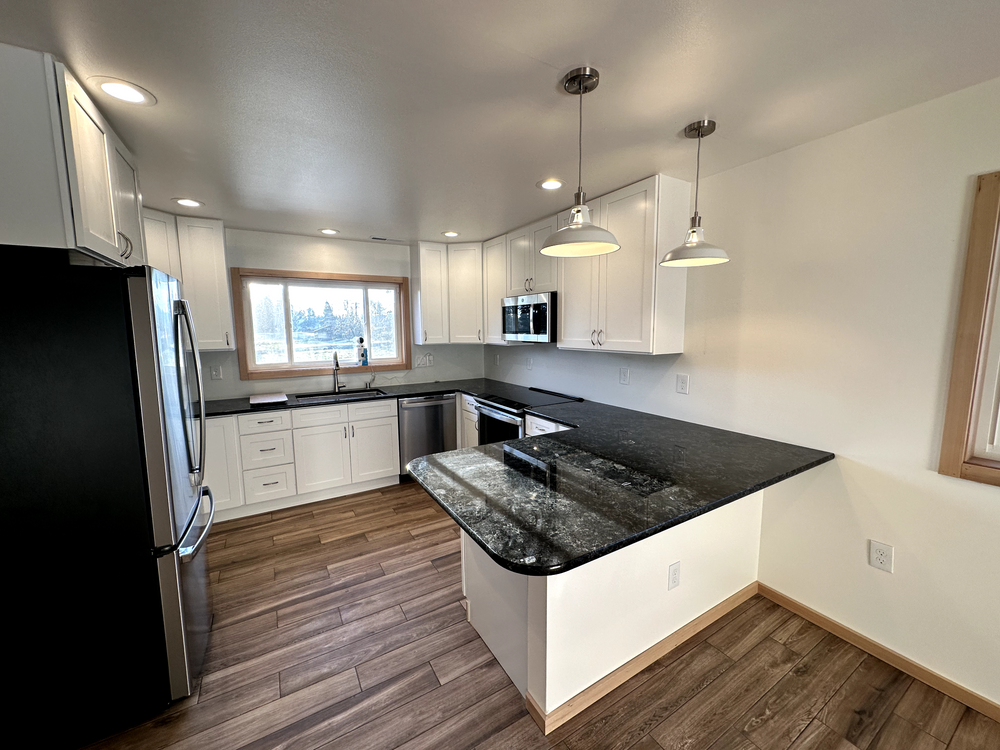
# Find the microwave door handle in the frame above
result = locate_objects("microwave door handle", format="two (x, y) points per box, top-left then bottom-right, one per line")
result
(175, 299), (207, 485)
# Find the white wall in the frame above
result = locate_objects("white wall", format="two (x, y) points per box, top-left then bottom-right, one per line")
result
(201, 229), (485, 400)
(486, 75), (1000, 704)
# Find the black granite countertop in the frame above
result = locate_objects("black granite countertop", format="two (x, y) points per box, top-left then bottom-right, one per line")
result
(205, 379), (833, 578)
(204, 378), (579, 419)
(408, 398), (833, 577)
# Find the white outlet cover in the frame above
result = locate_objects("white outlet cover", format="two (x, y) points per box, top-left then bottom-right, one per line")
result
(668, 561), (681, 590)
(620, 367), (630, 385)
(526, 357), (533, 370)
(869, 540), (894, 573)
(494, 354), (500, 366)
(676, 374), (690, 394)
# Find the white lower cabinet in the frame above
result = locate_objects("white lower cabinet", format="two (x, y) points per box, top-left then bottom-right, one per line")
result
(350, 416), (401, 482)
(294, 423), (352, 493)
(210, 399), (400, 520)
(204, 416), (243, 513)
(525, 414), (572, 437)
(460, 394), (479, 448)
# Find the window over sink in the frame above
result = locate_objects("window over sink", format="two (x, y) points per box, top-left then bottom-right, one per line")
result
(230, 267), (411, 380)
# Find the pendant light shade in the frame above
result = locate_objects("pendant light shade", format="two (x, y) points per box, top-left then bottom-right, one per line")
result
(541, 68), (620, 258)
(660, 120), (730, 268)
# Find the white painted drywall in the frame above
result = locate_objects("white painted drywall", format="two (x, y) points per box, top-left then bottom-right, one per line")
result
(485, 75), (1000, 703)
(200, 228), (485, 399)
(539, 491), (762, 712)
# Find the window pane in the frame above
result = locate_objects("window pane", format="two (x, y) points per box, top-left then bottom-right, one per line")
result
(368, 288), (398, 360)
(288, 284), (365, 364)
(247, 282), (288, 364)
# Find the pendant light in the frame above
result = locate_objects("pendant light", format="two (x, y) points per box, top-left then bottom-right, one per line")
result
(660, 120), (730, 267)
(541, 67), (620, 257)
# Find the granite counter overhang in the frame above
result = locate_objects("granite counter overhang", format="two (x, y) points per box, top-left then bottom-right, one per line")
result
(407, 399), (834, 577)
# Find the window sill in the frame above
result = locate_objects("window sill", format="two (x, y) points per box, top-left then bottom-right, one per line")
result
(951, 457), (1000, 488)
(245, 363), (409, 381)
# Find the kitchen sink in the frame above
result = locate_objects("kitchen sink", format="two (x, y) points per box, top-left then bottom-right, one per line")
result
(294, 388), (387, 405)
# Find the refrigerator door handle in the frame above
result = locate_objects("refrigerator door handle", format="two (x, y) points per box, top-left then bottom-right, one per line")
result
(179, 487), (216, 563)
(175, 299), (207, 486)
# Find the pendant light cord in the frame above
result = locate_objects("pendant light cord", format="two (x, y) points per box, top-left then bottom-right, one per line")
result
(694, 131), (701, 216)
(577, 86), (584, 194)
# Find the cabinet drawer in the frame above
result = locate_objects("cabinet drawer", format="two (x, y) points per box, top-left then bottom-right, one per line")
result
(461, 394), (478, 415)
(348, 398), (398, 422)
(238, 410), (292, 435)
(243, 464), (296, 504)
(525, 414), (572, 437)
(239, 430), (294, 469)
(292, 404), (349, 428)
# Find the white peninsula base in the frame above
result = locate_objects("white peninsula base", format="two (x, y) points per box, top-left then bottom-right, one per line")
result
(462, 490), (764, 734)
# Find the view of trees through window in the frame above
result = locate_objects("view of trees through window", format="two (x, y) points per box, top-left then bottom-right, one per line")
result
(246, 278), (400, 369)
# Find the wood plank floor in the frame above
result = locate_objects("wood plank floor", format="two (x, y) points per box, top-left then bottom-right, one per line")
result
(91, 483), (1000, 750)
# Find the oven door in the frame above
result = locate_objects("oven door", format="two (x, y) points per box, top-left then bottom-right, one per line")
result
(476, 404), (525, 444)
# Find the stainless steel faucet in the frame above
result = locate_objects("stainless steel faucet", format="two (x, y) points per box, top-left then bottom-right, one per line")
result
(332, 350), (341, 394)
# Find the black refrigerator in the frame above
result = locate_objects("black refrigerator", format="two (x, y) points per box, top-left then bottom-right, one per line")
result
(1, 251), (216, 748)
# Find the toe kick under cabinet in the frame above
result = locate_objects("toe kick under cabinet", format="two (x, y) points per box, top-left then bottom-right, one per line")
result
(205, 399), (400, 521)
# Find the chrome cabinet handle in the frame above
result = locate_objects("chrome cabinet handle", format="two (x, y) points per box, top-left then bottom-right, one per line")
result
(263, 481), (279, 486)
(260, 447), (276, 452)
(257, 419), (274, 424)
(598, 329), (605, 346)
(529, 277), (534, 291)
(225, 331), (231, 346)
(125, 235), (133, 259)
(424, 330), (428, 342)
(351, 425), (355, 437)
(344, 426), (347, 438)
(591, 330), (597, 346)
(524, 279), (529, 292)
(117, 231), (129, 257)
(478, 329), (482, 341)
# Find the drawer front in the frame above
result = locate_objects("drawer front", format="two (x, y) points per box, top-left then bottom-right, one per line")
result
(292, 403), (350, 428)
(348, 398), (398, 422)
(243, 464), (296, 504)
(240, 430), (294, 469)
(461, 394), (478, 415)
(525, 414), (571, 437)
(238, 410), (292, 435)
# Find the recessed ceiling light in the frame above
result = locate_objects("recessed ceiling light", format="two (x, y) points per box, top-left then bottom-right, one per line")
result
(536, 179), (564, 190)
(174, 198), (203, 207)
(320, 228), (339, 235)
(442, 231), (460, 238)
(89, 77), (157, 106)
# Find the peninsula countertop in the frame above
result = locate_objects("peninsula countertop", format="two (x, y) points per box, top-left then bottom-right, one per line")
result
(407, 397), (834, 576)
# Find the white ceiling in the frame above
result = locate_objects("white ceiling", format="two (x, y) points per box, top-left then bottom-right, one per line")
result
(3, 0), (1000, 244)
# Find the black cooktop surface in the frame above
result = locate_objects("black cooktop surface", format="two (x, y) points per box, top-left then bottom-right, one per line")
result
(475, 387), (582, 413)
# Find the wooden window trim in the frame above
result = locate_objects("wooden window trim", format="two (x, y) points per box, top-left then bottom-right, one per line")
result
(230, 266), (412, 381)
(939, 171), (1000, 486)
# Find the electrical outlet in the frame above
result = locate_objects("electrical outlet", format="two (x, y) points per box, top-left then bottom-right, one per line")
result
(494, 354), (500, 366)
(210, 365), (223, 381)
(526, 357), (533, 370)
(668, 561), (681, 590)
(676, 374), (690, 394)
(427, 354), (434, 366)
(869, 540), (894, 573)
(619, 367), (630, 385)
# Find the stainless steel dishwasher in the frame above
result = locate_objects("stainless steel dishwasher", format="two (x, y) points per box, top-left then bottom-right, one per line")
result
(398, 394), (458, 473)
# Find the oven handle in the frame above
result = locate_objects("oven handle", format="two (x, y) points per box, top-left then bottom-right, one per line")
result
(475, 404), (524, 426)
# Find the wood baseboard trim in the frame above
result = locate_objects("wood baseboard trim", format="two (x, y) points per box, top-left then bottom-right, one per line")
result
(525, 581), (760, 735)
(757, 583), (1000, 724)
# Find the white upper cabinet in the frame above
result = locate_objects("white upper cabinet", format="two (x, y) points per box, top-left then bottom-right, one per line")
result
(482, 235), (508, 345)
(507, 218), (557, 296)
(142, 208), (183, 280)
(411, 242), (450, 345)
(447, 243), (484, 343)
(176, 216), (235, 350)
(0, 43), (145, 265)
(557, 175), (689, 355)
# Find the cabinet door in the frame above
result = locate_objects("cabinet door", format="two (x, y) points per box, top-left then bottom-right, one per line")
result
(110, 137), (145, 266)
(294, 424), (352, 493)
(482, 235), (508, 345)
(349, 416), (400, 483)
(142, 208), (183, 279)
(557, 204), (601, 351)
(176, 216), (235, 350)
(598, 177), (657, 353)
(506, 227), (531, 296)
(60, 70), (120, 263)
(528, 217), (558, 293)
(447, 243), (484, 343)
(414, 242), (450, 345)
(461, 410), (480, 448)
(204, 416), (243, 513)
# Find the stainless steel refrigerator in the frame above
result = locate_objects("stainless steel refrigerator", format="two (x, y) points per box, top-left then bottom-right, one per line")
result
(1, 252), (216, 748)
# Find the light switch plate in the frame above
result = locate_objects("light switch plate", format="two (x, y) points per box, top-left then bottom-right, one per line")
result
(210, 365), (223, 381)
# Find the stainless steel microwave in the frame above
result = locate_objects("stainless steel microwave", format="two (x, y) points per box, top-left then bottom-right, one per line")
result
(502, 292), (556, 342)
